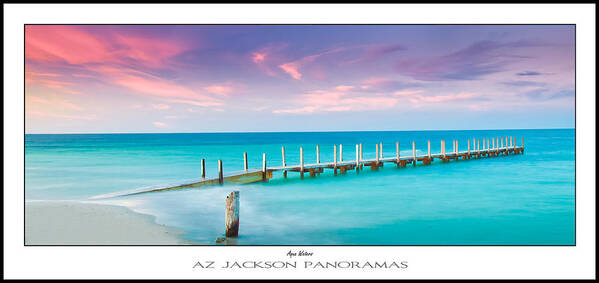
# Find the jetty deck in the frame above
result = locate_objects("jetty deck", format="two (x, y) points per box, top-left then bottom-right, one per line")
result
(91, 136), (524, 199)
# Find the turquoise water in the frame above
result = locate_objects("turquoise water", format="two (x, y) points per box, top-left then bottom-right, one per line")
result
(25, 129), (575, 245)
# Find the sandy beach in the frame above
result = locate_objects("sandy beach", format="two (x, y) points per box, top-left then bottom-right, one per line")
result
(25, 201), (193, 245)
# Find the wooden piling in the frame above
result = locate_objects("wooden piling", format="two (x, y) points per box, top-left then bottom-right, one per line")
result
(427, 140), (431, 158)
(339, 144), (343, 162)
(396, 141), (400, 162)
(316, 145), (320, 164)
(441, 140), (446, 157)
(359, 143), (363, 169)
(333, 145), (338, 175)
(380, 142), (383, 159)
(492, 138), (495, 149)
(201, 158), (206, 179)
(376, 143), (380, 164)
(225, 191), (240, 237)
(456, 140), (459, 155)
(262, 153), (267, 181)
(355, 144), (360, 172)
(243, 152), (248, 171)
(412, 141), (416, 166)
(300, 147), (304, 179)
(218, 160), (224, 184)
(467, 139), (471, 156)
(282, 146), (287, 178)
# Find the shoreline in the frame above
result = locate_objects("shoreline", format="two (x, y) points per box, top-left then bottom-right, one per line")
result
(25, 200), (194, 245)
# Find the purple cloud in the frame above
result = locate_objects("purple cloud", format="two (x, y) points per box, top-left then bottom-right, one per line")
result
(516, 71), (542, 76)
(394, 40), (538, 81)
(523, 88), (574, 100)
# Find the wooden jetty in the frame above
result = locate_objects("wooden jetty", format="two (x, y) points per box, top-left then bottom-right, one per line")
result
(91, 136), (525, 199)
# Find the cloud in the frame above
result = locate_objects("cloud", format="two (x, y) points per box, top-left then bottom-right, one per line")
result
(204, 84), (234, 95)
(501, 81), (547, 87)
(522, 88), (574, 101)
(27, 110), (95, 120)
(252, 52), (266, 63)
(279, 47), (347, 80)
(335, 85), (355, 91)
(516, 71), (542, 76)
(25, 25), (186, 68)
(395, 40), (538, 81)
(151, 104), (170, 110)
(153, 121), (168, 128)
(27, 95), (84, 111)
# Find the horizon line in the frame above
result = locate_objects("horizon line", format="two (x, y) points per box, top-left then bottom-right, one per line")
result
(25, 127), (575, 135)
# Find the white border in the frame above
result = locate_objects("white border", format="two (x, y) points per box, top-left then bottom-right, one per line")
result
(4, 4), (596, 279)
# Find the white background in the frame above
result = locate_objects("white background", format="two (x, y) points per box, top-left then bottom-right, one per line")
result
(4, 4), (596, 279)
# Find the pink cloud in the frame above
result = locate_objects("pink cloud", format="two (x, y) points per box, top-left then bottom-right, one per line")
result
(163, 98), (223, 107)
(27, 95), (84, 111)
(153, 121), (168, 128)
(252, 52), (266, 63)
(25, 26), (186, 68)
(151, 104), (170, 110)
(335, 85), (355, 91)
(279, 62), (302, 80)
(27, 110), (95, 120)
(204, 84), (234, 95)
(279, 47), (347, 80)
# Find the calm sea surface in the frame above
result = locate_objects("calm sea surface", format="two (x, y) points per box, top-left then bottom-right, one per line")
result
(25, 129), (575, 245)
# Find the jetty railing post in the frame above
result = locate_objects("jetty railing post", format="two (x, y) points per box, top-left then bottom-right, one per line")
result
(201, 158), (206, 179)
(225, 191), (240, 237)
(396, 142), (400, 161)
(355, 144), (359, 172)
(492, 138), (495, 149)
(300, 147), (304, 179)
(456, 140), (459, 155)
(412, 141), (416, 166)
(522, 137), (524, 151)
(380, 142), (383, 160)
(339, 144), (343, 162)
(262, 153), (267, 181)
(282, 146), (287, 178)
(376, 143), (380, 164)
(218, 160), (224, 185)
(243, 152), (248, 171)
(441, 140), (445, 158)
(333, 145), (338, 175)
(428, 140), (431, 159)
(359, 143), (363, 169)
(316, 145), (320, 164)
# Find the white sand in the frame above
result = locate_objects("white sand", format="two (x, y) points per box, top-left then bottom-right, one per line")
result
(25, 201), (193, 245)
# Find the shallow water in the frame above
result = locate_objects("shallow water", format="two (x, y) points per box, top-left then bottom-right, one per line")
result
(25, 129), (575, 245)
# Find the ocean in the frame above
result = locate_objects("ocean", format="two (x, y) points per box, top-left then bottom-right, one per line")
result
(25, 129), (575, 245)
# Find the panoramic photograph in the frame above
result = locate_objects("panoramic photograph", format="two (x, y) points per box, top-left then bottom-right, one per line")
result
(24, 24), (575, 245)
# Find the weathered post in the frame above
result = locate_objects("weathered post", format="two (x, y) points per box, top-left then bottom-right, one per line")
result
(201, 158), (206, 179)
(359, 143), (363, 169)
(339, 144), (343, 162)
(427, 140), (431, 159)
(355, 144), (360, 172)
(412, 141), (416, 166)
(396, 141), (400, 162)
(218, 160), (224, 185)
(441, 140), (446, 158)
(316, 145), (320, 164)
(333, 145), (338, 175)
(456, 140), (459, 155)
(380, 142), (383, 159)
(243, 152), (248, 171)
(282, 146), (287, 178)
(468, 139), (471, 155)
(300, 147), (304, 179)
(225, 191), (240, 237)
(492, 138), (495, 149)
(376, 143), (380, 164)
(262, 153), (267, 181)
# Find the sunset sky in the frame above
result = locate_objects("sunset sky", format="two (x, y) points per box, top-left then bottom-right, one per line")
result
(25, 25), (574, 133)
